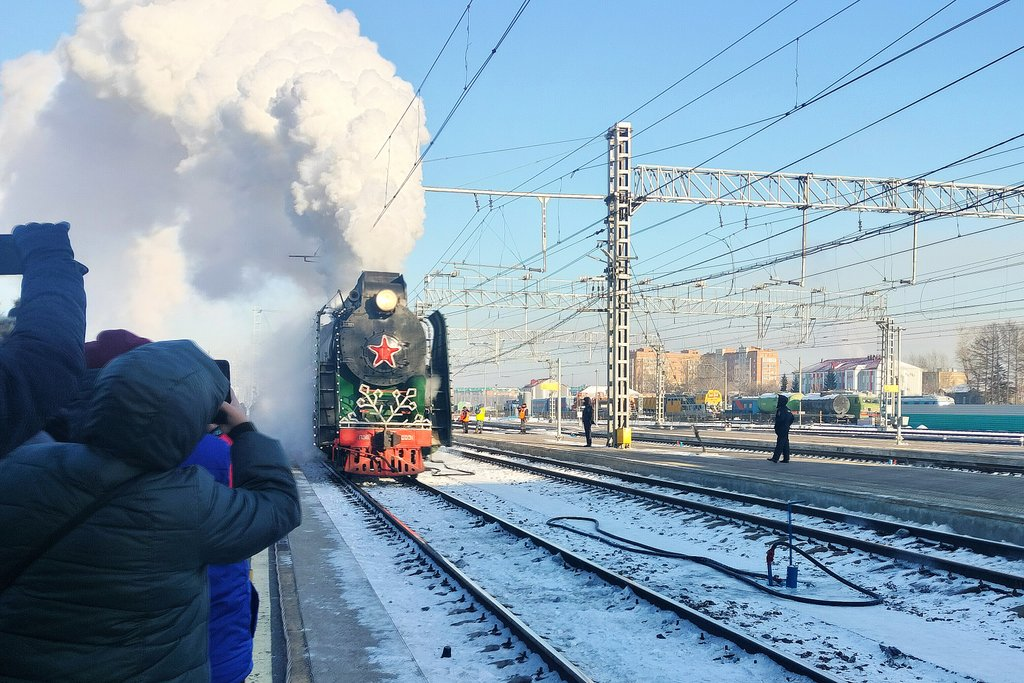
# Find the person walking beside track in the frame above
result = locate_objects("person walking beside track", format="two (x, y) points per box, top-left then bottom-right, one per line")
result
(581, 396), (595, 447)
(459, 406), (470, 434)
(474, 405), (486, 434)
(769, 393), (795, 463)
(518, 403), (528, 433)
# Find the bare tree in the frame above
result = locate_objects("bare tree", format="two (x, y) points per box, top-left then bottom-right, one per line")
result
(906, 350), (949, 370)
(958, 322), (1020, 403)
(1001, 322), (1023, 403)
(690, 355), (728, 397)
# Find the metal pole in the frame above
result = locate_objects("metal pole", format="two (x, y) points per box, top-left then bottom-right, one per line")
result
(788, 503), (795, 566)
(539, 196), (549, 273)
(800, 176), (809, 286)
(606, 122), (633, 448)
(896, 323), (904, 445)
(556, 358), (562, 439)
(655, 347), (665, 426)
(724, 355), (728, 406)
(785, 499), (804, 588)
(798, 356), (802, 426)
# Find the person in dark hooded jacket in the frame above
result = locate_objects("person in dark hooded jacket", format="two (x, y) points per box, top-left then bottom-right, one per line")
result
(0, 340), (301, 682)
(769, 393), (795, 463)
(581, 396), (595, 447)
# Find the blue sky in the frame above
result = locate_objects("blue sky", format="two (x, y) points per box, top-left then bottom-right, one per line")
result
(3, 1), (1023, 390)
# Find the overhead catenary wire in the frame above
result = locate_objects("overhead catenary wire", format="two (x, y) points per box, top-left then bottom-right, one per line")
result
(374, 1), (475, 160)
(635, 132), (1024, 291)
(429, 2), (1012, 309)
(490, 0), (959, 212)
(462, 134), (1024, 343)
(480, 0), (1015, 292)
(419, 0), (806, 274)
(371, 0), (532, 231)
(428, 8), (1024, 383)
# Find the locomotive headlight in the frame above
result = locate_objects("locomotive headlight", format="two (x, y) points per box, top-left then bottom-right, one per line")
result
(375, 289), (398, 312)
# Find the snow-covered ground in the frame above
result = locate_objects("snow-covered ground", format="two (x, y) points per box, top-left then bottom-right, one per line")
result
(299, 447), (1024, 682)
(464, 445), (1024, 577)
(304, 462), (803, 682)
(420, 450), (1024, 681)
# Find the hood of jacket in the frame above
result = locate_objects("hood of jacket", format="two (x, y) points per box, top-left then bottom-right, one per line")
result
(78, 340), (229, 471)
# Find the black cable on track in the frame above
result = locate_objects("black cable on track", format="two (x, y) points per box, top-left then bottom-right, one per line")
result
(548, 516), (883, 607)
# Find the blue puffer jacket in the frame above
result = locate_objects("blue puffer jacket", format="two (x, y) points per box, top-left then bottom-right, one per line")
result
(0, 222), (87, 456)
(182, 435), (256, 683)
(0, 341), (301, 682)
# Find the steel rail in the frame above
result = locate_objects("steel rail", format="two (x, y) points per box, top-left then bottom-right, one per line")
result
(332, 469), (594, 683)
(631, 429), (1024, 474)
(456, 442), (1024, 558)
(450, 445), (1024, 589)
(409, 477), (843, 683)
(643, 421), (1024, 447)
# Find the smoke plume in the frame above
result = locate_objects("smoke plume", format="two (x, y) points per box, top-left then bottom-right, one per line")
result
(0, 0), (428, 451)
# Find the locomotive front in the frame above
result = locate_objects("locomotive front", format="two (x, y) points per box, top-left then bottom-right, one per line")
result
(315, 271), (451, 476)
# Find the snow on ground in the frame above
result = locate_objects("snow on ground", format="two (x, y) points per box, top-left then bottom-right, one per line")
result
(404, 447), (1024, 682)
(362, 481), (802, 682)
(301, 464), (553, 683)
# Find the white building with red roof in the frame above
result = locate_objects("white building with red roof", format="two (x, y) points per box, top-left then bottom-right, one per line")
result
(800, 356), (922, 395)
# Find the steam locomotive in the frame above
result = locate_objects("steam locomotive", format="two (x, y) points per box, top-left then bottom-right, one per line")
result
(314, 271), (452, 476)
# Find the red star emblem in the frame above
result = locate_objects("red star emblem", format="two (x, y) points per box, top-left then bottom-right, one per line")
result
(368, 334), (401, 368)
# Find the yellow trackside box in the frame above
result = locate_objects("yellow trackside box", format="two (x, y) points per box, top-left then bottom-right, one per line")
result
(616, 427), (632, 447)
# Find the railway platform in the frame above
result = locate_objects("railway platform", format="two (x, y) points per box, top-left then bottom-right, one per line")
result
(270, 462), (429, 682)
(454, 426), (1024, 546)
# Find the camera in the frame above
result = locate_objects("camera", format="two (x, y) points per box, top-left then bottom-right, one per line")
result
(0, 235), (23, 275)
(215, 359), (232, 404)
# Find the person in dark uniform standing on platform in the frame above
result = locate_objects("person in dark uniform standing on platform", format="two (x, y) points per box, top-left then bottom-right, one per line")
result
(769, 393), (794, 463)
(581, 396), (595, 447)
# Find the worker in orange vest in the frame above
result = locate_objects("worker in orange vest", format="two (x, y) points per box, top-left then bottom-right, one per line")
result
(518, 404), (528, 433)
(459, 407), (470, 433)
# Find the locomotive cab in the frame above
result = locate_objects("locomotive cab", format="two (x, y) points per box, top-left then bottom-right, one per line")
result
(315, 271), (451, 476)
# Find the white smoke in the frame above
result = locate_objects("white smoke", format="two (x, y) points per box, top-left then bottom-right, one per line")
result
(0, 0), (428, 451)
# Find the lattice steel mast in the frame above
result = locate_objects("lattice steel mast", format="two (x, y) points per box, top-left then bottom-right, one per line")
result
(607, 123), (633, 448)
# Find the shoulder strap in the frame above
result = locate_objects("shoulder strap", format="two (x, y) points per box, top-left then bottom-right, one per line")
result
(0, 473), (147, 594)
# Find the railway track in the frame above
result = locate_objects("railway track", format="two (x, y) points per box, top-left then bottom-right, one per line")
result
(394, 447), (1024, 682)
(450, 445), (1024, 588)
(352, 470), (837, 683)
(482, 421), (1024, 474)
(312, 464), (577, 683)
